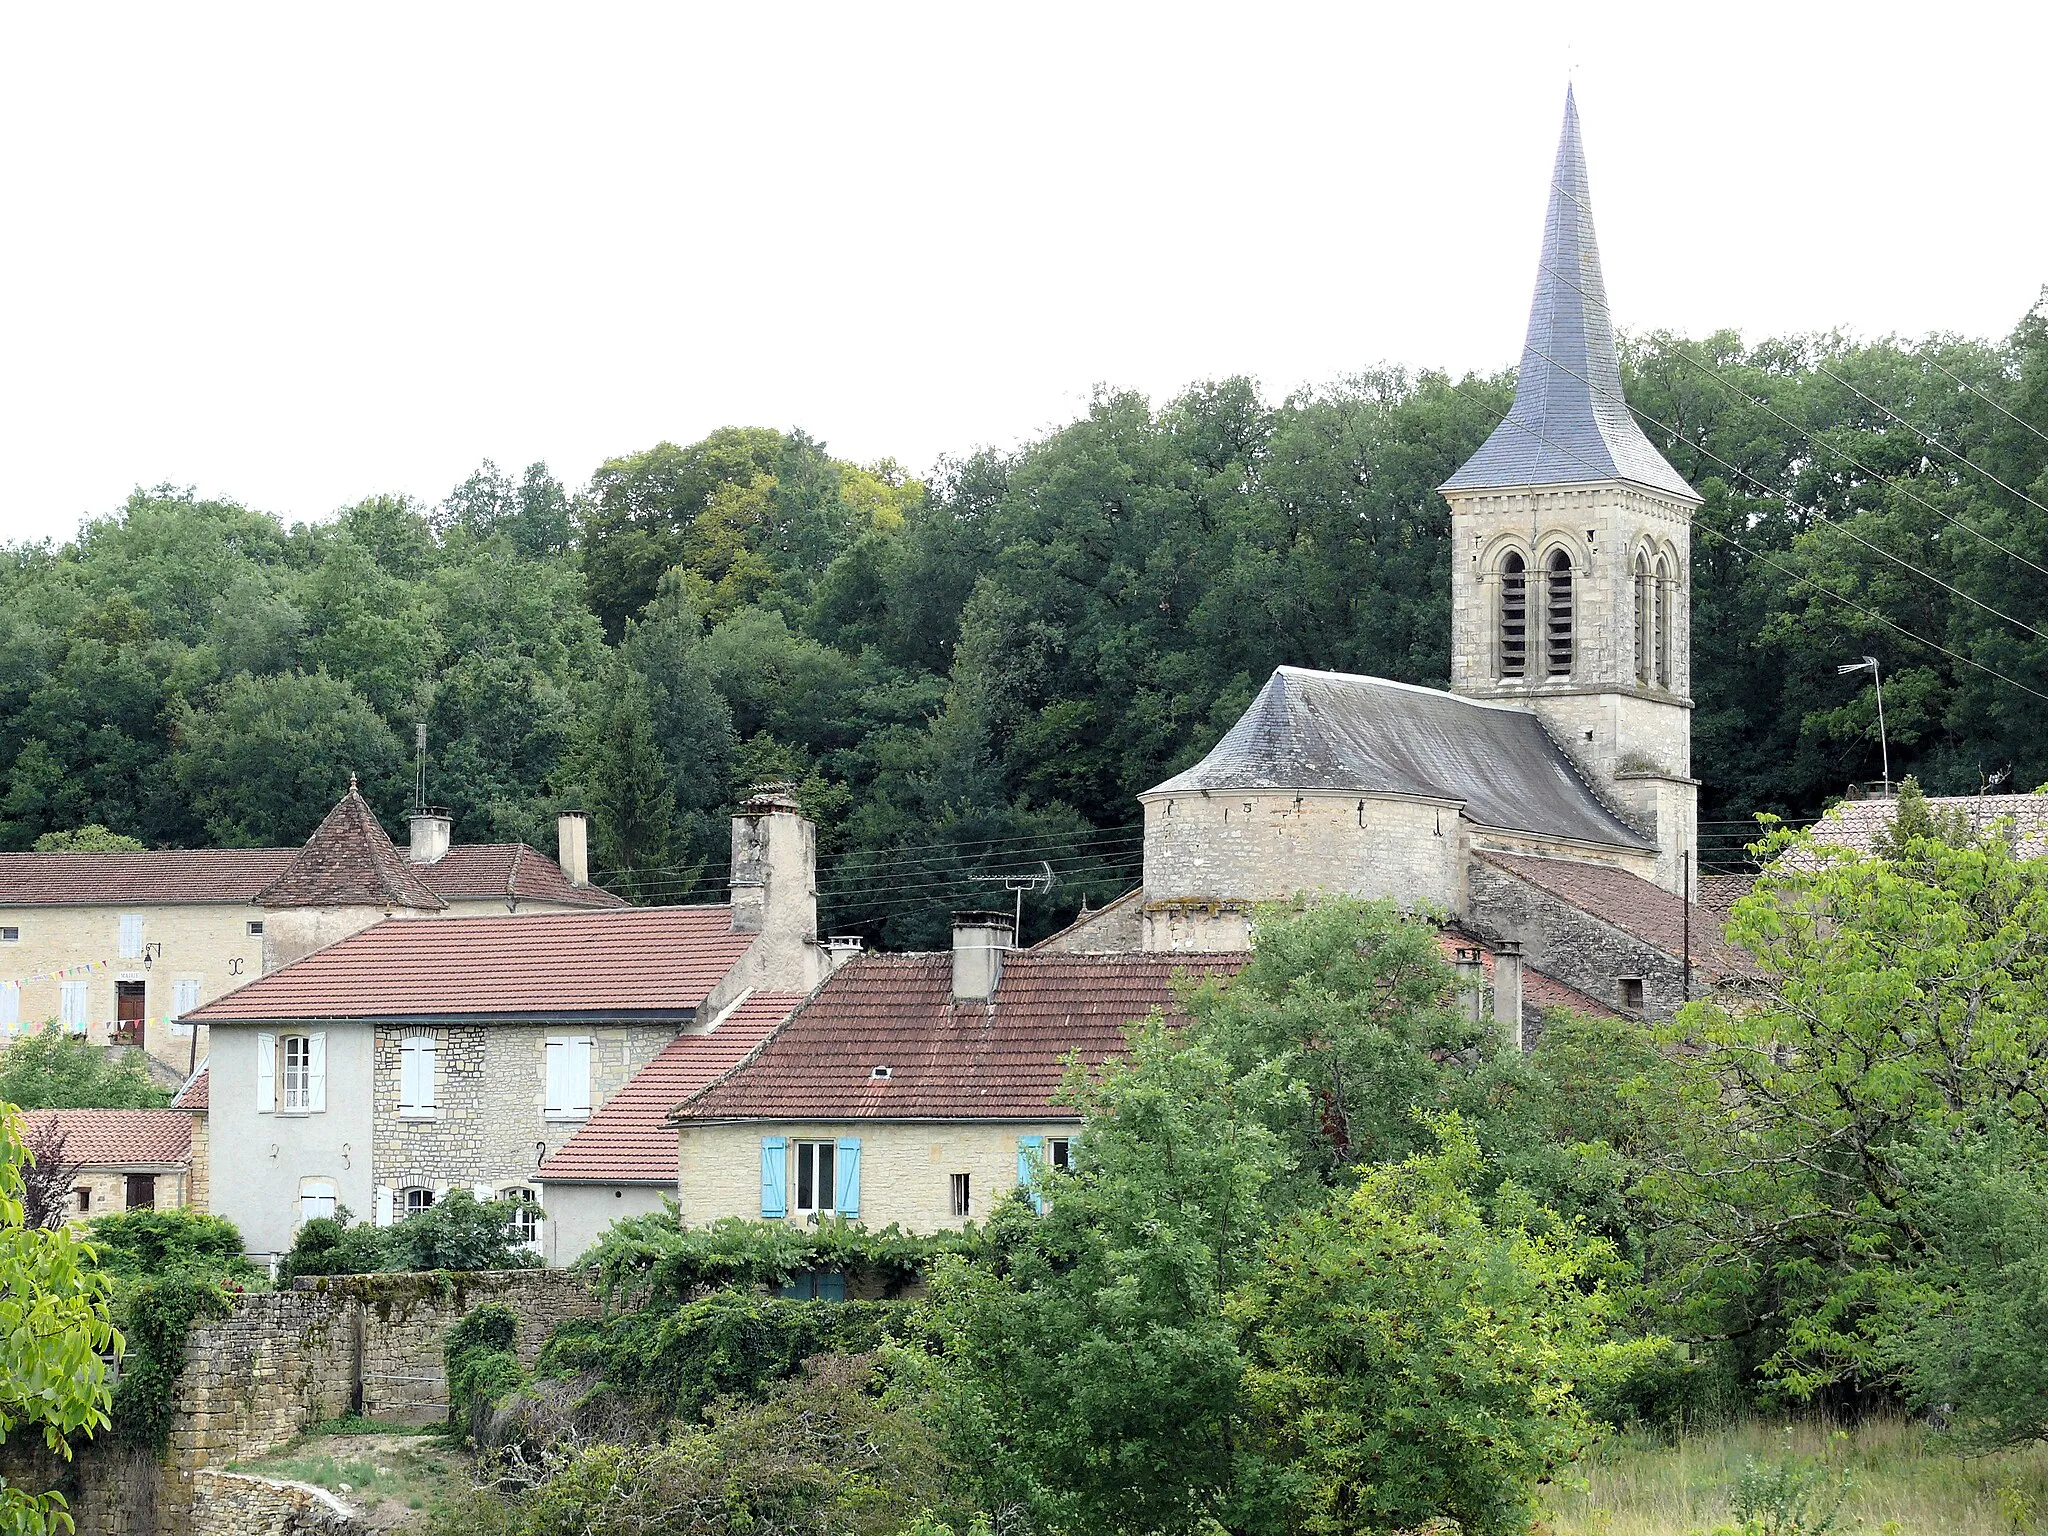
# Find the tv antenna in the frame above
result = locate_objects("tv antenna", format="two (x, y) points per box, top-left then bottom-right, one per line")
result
(971, 861), (1055, 939)
(413, 723), (429, 814)
(1835, 657), (1890, 797)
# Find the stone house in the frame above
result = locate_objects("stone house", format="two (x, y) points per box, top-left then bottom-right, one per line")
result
(185, 789), (837, 1259)
(661, 914), (1248, 1236)
(1047, 89), (1741, 1020)
(20, 1107), (195, 1220)
(169, 1062), (211, 1212)
(0, 783), (617, 1083)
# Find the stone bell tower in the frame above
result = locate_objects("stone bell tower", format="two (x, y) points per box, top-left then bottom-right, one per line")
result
(1439, 87), (1701, 898)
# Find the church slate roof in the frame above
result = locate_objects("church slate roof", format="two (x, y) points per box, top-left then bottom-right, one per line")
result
(1440, 87), (1696, 501)
(252, 782), (446, 911)
(1146, 667), (1654, 852)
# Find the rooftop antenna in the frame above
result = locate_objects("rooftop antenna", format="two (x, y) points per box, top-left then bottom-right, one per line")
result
(413, 723), (428, 814)
(1836, 656), (1890, 797)
(971, 861), (1055, 941)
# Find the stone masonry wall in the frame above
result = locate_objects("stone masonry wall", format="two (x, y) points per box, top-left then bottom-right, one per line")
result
(186, 1472), (365, 1536)
(1465, 858), (1689, 1019)
(373, 1022), (674, 1203)
(168, 1291), (360, 1475)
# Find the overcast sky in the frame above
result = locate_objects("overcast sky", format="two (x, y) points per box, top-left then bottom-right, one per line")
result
(1, 2), (2041, 545)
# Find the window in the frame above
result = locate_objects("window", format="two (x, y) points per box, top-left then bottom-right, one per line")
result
(301, 1179), (338, 1224)
(950, 1172), (971, 1217)
(268, 1032), (327, 1113)
(1653, 555), (1673, 688)
(401, 1186), (436, 1219)
(795, 1140), (837, 1215)
(1620, 977), (1645, 1014)
(503, 1187), (542, 1246)
(0, 981), (17, 1033)
(1049, 1137), (1073, 1172)
(1544, 548), (1574, 675)
(170, 977), (200, 1039)
(247, 920), (264, 937)
(59, 980), (88, 1032)
(125, 1173), (157, 1211)
(1498, 551), (1528, 678)
(778, 1272), (847, 1301)
(74, 1185), (91, 1215)
(118, 914), (144, 960)
(1634, 552), (1652, 684)
(399, 1031), (439, 1117)
(0, 926), (17, 943)
(544, 1036), (593, 1120)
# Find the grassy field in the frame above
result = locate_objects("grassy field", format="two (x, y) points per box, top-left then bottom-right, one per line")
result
(236, 1420), (464, 1532)
(1542, 1417), (2048, 1536)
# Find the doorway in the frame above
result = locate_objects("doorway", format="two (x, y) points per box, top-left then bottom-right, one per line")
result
(113, 980), (145, 1047)
(125, 1172), (156, 1210)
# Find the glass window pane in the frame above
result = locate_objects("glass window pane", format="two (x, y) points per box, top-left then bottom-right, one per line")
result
(796, 1144), (813, 1210)
(817, 1142), (834, 1210)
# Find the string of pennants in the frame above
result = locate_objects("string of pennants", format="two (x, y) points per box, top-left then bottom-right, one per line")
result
(0, 957), (201, 1032)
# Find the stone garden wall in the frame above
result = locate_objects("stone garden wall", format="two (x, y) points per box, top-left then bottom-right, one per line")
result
(185, 1472), (366, 1536)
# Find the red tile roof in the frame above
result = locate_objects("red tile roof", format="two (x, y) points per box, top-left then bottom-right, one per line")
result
(185, 907), (757, 1023)
(171, 1067), (209, 1112)
(678, 951), (1248, 1123)
(424, 845), (625, 909)
(0, 848), (300, 906)
(1475, 851), (1749, 980)
(20, 1108), (192, 1167)
(537, 992), (803, 1184)
(253, 784), (446, 911)
(1435, 926), (1617, 1021)
(1799, 794), (2048, 863)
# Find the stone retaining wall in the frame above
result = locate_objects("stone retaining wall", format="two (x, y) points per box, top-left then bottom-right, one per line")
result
(187, 1471), (365, 1536)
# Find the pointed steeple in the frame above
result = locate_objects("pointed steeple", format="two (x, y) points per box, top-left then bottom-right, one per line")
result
(1442, 87), (1695, 500)
(254, 782), (447, 911)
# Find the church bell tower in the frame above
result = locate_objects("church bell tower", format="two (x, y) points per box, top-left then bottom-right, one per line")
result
(1439, 87), (1701, 898)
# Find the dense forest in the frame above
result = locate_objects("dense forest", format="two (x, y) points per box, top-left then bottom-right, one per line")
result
(3, 302), (2043, 945)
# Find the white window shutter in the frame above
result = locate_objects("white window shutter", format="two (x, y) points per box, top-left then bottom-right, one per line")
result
(544, 1038), (564, 1114)
(473, 1182), (494, 1202)
(0, 981), (16, 1029)
(421, 1037), (438, 1108)
(571, 1037), (592, 1114)
(257, 1033), (276, 1114)
(374, 1186), (394, 1227)
(307, 1032), (327, 1112)
(119, 914), (144, 959)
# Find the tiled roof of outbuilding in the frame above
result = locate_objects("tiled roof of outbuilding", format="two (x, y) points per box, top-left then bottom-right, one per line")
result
(425, 844), (626, 909)
(1148, 667), (1653, 853)
(1800, 794), (2048, 863)
(22, 1109), (192, 1168)
(170, 1066), (209, 1112)
(678, 950), (1247, 1123)
(185, 907), (755, 1024)
(253, 784), (446, 911)
(1476, 851), (1748, 979)
(537, 992), (804, 1184)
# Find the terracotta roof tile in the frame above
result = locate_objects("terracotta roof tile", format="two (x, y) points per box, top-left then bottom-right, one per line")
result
(0, 849), (300, 906)
(422, 845), (626, 909)
(1800, 794), (2048, 863)
(1699, 873), (1755, 922)
(253, 785), (446, 911)
(679, 951), (1248, 1123)
(171, 1066), (209, 1112)
(538, 992), (803, 1184)
(21, 1108), (191, 1167)
(1436, 926), (1618, 1026)
(185, 907), (756, 1024)
(1476, 851), (1749, 980)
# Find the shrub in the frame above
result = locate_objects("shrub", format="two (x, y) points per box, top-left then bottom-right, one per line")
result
(111, 1273), (233, 1448)
(279, 1191), (541, 1280)
(0, 1027), (170, 1108)
(448, 1302), (527, 1443)
(579, 1210), (961, 1308)
(278, 1211), (396, 1281)
(88, 1208), (258, 1285)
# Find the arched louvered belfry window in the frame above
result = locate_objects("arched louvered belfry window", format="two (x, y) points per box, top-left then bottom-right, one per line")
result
(1654, 554), (1673, 687)
(1498, 551), (1528, 678)
(1544, 548), (1574, 676)
(1633, 552), (1652, 684)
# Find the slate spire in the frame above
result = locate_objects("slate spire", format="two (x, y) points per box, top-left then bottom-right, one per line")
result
(1442, 87), (1695, 500)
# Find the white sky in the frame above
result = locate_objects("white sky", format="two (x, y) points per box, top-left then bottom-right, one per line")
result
(1, 2), (2041, 545)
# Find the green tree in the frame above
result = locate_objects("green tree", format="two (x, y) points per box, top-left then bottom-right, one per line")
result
(29, 826), (143, 852)
(563, 661), (675, 901)
(0, 1104), (121, 1535)
(0, 1030), (169, 1110)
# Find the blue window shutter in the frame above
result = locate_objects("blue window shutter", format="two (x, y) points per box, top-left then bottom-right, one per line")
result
(1017, 1135), (1044, 1213)
(820, 1272), (847, 1302)
(834, 1137), (861, 1219)
(761, 1137), (787, 1219)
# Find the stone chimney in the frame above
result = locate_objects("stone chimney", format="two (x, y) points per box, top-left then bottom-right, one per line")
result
(557, 811), (590, 887)
(1453, 946), (1486, 1025)
(407, 809), (452, 865)
(694, 784), (829, 1011)
(952, 912), (1014, 1003)
(1492, 940), (1525, 1052)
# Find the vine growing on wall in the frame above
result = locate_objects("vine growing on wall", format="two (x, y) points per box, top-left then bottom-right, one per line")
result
(111, 1275), (233, 1449)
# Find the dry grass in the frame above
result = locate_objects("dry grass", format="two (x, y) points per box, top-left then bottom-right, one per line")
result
(1541, 1417), (2048, 1536)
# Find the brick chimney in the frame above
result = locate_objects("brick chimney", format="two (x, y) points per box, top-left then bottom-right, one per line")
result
(557, 811), (590, 887)
(951, 912), (1015, 1003)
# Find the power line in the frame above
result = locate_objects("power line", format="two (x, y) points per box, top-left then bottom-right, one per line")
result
(1921, 353), (2048, 454)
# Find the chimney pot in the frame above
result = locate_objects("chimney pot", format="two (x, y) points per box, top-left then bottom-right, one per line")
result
(951, 911), (1015, 1003)
(1452, 945), (1486, 1025)
(557, 811), (590, 888)
(1492, 940), (1525, 1052)
(407, 810), (452, 865)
